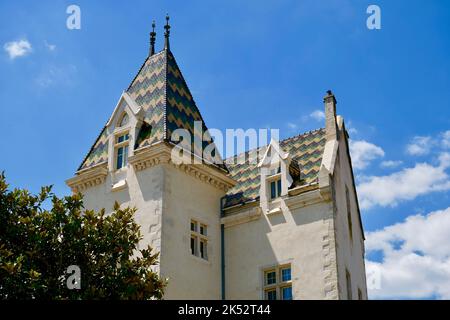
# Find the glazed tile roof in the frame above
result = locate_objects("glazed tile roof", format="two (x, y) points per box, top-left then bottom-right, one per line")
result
(78, 49), (224, 171)
(77, 49), (326, 207)
(223, 128), (326, 208)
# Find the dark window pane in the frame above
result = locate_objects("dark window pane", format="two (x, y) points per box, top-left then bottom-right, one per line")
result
(282, 286), (292, 300)
(267, 290), (277, 300)
(266, 271), (276, 285)
(277, 179), (282, 197)
(200, 240), (207, 259)
(117, 147), (123, 169)
(191, 237), (196, 255)
(270, 181), (276, 199)
(281, 268), (291, 282)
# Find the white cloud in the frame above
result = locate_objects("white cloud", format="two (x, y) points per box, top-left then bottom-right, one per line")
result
(44, 40), (56, 51)
(349, 140), (385, 170)
(406, 136), (433, 156)
(358, 153), (450, 210)
(287, 122), (297, 130)
(34, 65), (77, 89)
(366, 207), (450, 299)
(309, 110), (325, 121)
(3, 39), (32, 59)
(441, 131), (450, 149)
(380, 160), (403, 168)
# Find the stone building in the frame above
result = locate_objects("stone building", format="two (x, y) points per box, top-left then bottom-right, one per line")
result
(66, 18), (367, 300)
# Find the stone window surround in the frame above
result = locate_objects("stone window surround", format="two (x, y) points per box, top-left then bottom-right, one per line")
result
(262, 263), (293, 300)
(190, 218), (209, 261)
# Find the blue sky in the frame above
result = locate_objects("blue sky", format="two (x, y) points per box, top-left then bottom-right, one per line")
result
(1, 0), (450, 299)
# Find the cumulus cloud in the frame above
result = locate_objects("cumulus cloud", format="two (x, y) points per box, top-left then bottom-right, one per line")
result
(309, 110), (325, 121)
(442, 131), (450, 149)
(406, 136), (433, 156)
(287, 122), (297, 130)
(3, 39), (32, 59)
(366, 207), (450, 299)
(380, 160), (403, 168)
(357, 153), (450, 210)
(349, 140), (385, 170)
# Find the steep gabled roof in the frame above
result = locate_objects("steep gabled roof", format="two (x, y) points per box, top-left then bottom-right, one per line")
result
(223, 128), (326, 208)
(78, 49), (225, 172)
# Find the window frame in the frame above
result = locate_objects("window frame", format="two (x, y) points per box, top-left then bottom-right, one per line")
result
(267, 174), (282, 200)
(114, 132), (130, 170)
(263, 264), (293, 300)
(190, 219), (208, 261)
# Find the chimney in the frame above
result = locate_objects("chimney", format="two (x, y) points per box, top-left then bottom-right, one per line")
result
(323, 90), (338, 141)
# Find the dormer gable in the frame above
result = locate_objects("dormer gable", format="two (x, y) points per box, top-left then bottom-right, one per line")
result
(258, 139), (294, 213)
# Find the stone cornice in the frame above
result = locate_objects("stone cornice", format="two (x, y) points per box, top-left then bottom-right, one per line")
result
(284, 188), (326, 210)
(66, 164), (108, 193)
(130, 142), (236, 192)
(221, 206), (262, 228)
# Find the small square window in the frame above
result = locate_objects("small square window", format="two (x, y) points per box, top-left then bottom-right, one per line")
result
(266, 271), (276, 285)
(281, 268), (291, 282)
(281, 286), (292, 300)
(266, 289), (277, 300)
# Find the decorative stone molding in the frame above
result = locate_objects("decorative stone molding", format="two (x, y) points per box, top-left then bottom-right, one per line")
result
(129, 143), (172, 171)
(66, 164), (108, 193)
(130, 142), (236, 192)
(322, 216), (339, 300)
(221, 206), (262, 228)
(285, 187), (324, 210)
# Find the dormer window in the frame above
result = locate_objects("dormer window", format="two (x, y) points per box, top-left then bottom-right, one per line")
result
(258, 140), (294, 213)
(118, 113), (129, 127)
(115, 133), (129, 170)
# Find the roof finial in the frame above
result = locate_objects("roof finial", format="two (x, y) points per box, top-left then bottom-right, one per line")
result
(149, 20), (156, 56)
(164, 14), (171, 51)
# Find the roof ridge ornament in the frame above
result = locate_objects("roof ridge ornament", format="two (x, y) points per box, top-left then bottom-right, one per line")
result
(164, 14), (171, 51)
(150, 20), (156, 56)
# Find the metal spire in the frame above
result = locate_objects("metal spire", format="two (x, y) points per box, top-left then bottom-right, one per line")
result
(164, 14), (171, 51)
(149, 20), (156, 56)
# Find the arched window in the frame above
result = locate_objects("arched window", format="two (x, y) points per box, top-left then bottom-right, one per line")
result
(118, 113), (129, 127)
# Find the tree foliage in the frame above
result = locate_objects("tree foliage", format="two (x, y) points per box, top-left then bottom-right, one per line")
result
(0, 173), (165, 299)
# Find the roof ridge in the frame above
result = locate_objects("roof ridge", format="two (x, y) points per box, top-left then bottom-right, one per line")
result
(225, 127), (325, 161)
(126, 50), (166, 92)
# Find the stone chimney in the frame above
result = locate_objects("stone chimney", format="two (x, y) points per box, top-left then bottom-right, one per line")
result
(323, 90), (338, 141)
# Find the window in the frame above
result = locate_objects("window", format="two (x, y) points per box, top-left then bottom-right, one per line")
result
(345, 185), (353, 242)
(346, 269), (352, 300)
(263, 265), (292, 300)
(270, 178), (282, 199)
(265, 270), (276, 285)
(190, 219), (208, 260)
(115, 133), (129, 170)
(265, 289), (277, 300)
(281, 267), (291, 282)
(281, 286), (293, 300)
